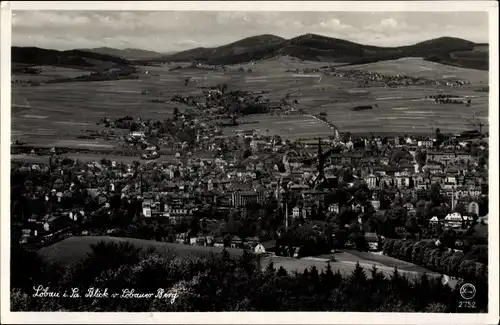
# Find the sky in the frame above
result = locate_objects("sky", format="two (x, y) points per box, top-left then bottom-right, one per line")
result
(12, 11), (489, 53)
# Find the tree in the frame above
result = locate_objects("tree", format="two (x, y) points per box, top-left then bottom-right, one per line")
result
(405, 217), (421, 237)
(453, 203), (466, 216)
(435, 128), (443, 147)
(129, 122), (139, 132)
(265, 261), (276, 277)
(309, 265), (320, 288)
(350, 262), (368, 288)
(342, 132), (351, 143)
(277, 266), (288, 277)
(430, 183), (442, 205)
(415, 149), (428, 167)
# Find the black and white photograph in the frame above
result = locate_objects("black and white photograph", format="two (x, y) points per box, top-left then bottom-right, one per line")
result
(1, 1), (498, 324)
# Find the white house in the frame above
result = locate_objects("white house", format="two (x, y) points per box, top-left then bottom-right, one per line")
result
(254, 243), (266, 254)
(418, 140), (433, 148)
(292, 206), (301, 218)
(444, 212), (465, 228)
(371, 200), (380, 211)
(468, 201), (479, 215)
(365, 174), (377, 189)
(429, 216), (440, 225)
(130, 131), (145, 138)
(328, 203), (339, 214)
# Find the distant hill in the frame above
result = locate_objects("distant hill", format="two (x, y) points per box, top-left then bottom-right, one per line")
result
(79, 47), (165, 60)
(145, 34), (488, 71)
(144, 34), (286, 65)
(11, 46), (132, 71)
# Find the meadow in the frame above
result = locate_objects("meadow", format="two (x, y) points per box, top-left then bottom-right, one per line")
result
(36, 235), (453, 285)
(11, 57), (489, 150)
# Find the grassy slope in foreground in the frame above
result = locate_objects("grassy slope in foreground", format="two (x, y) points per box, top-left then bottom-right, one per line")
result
(37, 236), (442, 280)
(37, 236), (244, 266)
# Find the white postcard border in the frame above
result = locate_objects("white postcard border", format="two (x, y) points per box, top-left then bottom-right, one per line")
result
(1, 1), (498, 324)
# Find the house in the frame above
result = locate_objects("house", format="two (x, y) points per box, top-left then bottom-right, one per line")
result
(365, 174), (377, 189)
(403, 203), (415, 211)
(243, 236), (260, 249)
(130, 131), (145, 139)
(429, 216), (440, 225)
(328, 203), (339, 214)
(443, 212), (472, 228)
(395, 172), (410, 188)
(417, 140), (433, 148)
(175, 233), (188, 244)
(230, 236), (243, 249)
(163, 204), (193, 225)
(42, 214), (72, 233)
(254, 243), (266, 254)
(214, 237), (224, 248)
(468, 201), (480, 215)
(370, 200), (380, 211)
(142, 199), (153, 217)
(423, 162), (443, 174)
(365, 232), (379, 251)
(232, 191), (258, 207)
(292, 206), (301, 218)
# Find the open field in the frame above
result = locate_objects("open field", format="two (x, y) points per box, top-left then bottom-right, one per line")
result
(12, 58), (489, 147)
(262, 256), (446, 282)
(223, 114), (334, 140)
(337, 57), (488, 84)
(263, 250), (458, 287)
(230, 56), (342, 73)
(37, 236), (456, 286)
(37, 236), (244, 266)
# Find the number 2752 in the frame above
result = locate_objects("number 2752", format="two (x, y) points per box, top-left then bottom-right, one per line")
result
(459, 301), (476, 308)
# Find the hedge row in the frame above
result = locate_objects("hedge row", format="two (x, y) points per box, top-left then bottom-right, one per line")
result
(382, 239), (488, 281)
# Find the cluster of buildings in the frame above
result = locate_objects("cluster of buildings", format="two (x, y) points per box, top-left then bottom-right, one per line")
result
(12, 94), (488, 250)
(323, 68), (470, 88)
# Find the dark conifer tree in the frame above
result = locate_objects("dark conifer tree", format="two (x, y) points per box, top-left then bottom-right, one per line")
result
(277, 266), (288, 277)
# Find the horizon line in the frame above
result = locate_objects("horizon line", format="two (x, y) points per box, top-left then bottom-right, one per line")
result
(10, 33), (489, 54)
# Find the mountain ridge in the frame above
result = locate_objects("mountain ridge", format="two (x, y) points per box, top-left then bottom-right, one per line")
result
(144, 34), (488, 70)
(11, 46), (132, 71)
(77, 47), (167, 60)
(11, 34), (489, 71)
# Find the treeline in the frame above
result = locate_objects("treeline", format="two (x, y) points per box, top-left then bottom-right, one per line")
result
(12, 47), (131, 67)
(11, 241), (487, 312)
(382, 239), (488, 281)
(44, 67), (138, 84)
(425, 51), (489, 71)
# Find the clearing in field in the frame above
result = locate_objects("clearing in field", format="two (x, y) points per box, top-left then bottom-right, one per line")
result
(337, 57), (488, 84)
(222, 114), (334, 140)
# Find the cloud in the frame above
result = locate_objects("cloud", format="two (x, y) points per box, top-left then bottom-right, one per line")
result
(365, 17), (414, 35)
(11, 11), (489, 52)
(318, 19), (354, 31)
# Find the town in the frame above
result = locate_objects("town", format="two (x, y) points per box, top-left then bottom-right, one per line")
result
(12, 90), (489, 257)
(8, 9), (492, 315)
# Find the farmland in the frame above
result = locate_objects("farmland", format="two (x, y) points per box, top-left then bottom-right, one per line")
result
(12, 56), (489, 152)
